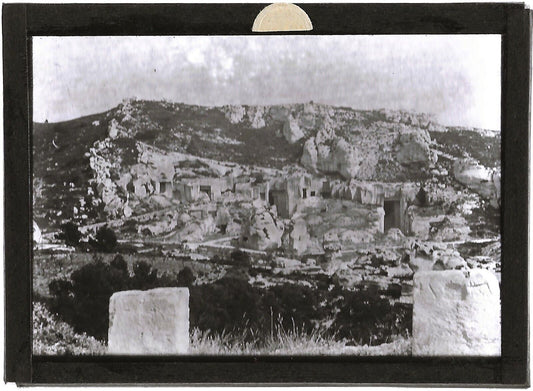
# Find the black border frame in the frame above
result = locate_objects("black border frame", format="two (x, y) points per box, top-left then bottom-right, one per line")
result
(3, 2), (530, 385)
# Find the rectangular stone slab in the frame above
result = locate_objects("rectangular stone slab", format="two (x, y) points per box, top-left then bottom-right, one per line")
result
(108, 287), (189, 355)
(413, 269), (500, 356)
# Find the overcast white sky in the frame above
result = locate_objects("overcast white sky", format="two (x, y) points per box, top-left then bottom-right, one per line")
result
(33, 35), (501, 129)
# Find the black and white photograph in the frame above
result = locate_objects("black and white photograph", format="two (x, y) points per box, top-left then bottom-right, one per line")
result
(32, 35), (502, 357)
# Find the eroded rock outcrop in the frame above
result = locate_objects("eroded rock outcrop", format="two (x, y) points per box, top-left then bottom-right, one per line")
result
(395, 130), (436, 165)
(282, 218), (311, 256)
(282, 116), (305, 144)
(222, 105), (246, 124)
(453, 158), (501, 208)
(302, 133), (361, 179)
(301, 124), (436, 180)
(241, 208), (284, 251)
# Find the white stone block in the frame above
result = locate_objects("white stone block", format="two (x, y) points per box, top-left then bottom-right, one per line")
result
(413, 269), (500, 356)
(108, 287), (189, 355)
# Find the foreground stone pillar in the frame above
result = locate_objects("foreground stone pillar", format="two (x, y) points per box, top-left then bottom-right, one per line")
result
(108, 287), (189, 355)
(413, 269), (500, 356)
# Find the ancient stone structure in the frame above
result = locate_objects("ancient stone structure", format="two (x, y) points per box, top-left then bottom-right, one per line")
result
(412, 270), (500, 356)
(173, 177), (233, 202)
(153, 172), (173, 197)
(268, 175), (323, 218)
(324, 180), (417, 234)
(108, 287), (189, 355)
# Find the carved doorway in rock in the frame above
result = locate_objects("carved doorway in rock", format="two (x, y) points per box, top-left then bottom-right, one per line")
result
(384, 199), (401, 232)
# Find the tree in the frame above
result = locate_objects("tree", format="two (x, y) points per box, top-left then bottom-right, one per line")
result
(57, 222), (82, 247)
(92, 226), (117, 252)
(178, 266), (195, 287)
(230, 250), (251, 268)
(415, 185), (428, 207)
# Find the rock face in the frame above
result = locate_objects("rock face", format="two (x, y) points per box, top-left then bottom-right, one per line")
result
(241, 209), (284, 251)
(395, 130), (435, 165)
(301, 124), (435, 180)
(453, 158), (501, 207)
(412, 270), (500, 356)
(283, 218), (311, 255)
(282, 116), (305, 144)
(222, 105), (246, 124)
(108, 288), (189, 355)
(302, 134), (360, 179)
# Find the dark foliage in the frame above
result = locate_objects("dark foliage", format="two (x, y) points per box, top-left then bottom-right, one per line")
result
(415, 186), (428, 207)
(57, 222), (82, 247)
(430, 129), (501, 168)
(48, 256), (187, 341)
(230, 250), (251, 268)
(91, 226), (118, 252)
(48, 256), (411, 345)
(177, 267), (195, 288)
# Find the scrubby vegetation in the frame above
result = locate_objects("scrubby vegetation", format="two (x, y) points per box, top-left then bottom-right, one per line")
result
(91, 226), (118, 252)
(430, 128), (500, 168)
(188, 324), (411, 356)
(42, 254), (411, 351)
(56, 222), (82, 246)
(34, 301), (411, 356)
(33, 302), (106, 355)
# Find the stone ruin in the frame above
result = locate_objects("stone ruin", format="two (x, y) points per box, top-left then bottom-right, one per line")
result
(108, 287), (189, 355)
(412, 269), (500, 356)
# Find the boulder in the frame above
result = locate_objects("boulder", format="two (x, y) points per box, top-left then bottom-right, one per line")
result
(413, 270), (500, 356)
(241, 209), (284, 251)
(283, 218), (311, 256)
(282, 116), (305, 144)
(429, 216), (470, 242)
(108, 288), (189, 355)
(301, 132), (361, 180)
(123, 204), (133, 218)
(432, 249), (468, 270)
(387, 264), (414, 278)
(453, 158), (500, 207)
(395, 130), (435, 165)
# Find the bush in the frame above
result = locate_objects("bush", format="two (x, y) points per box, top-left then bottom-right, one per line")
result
(48, 257), (410, 346)
(48, 257), (189, 341)
(57, 222), (82, 247)
(91, 226), (117, 252)
(230, 250), (251, 268)
(415, 186), (428, 207)
(178, 266), (195, 287)
(33, 302), (106, 355)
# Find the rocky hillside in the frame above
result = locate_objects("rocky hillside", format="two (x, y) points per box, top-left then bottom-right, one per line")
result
(33, 99), (500, 229)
